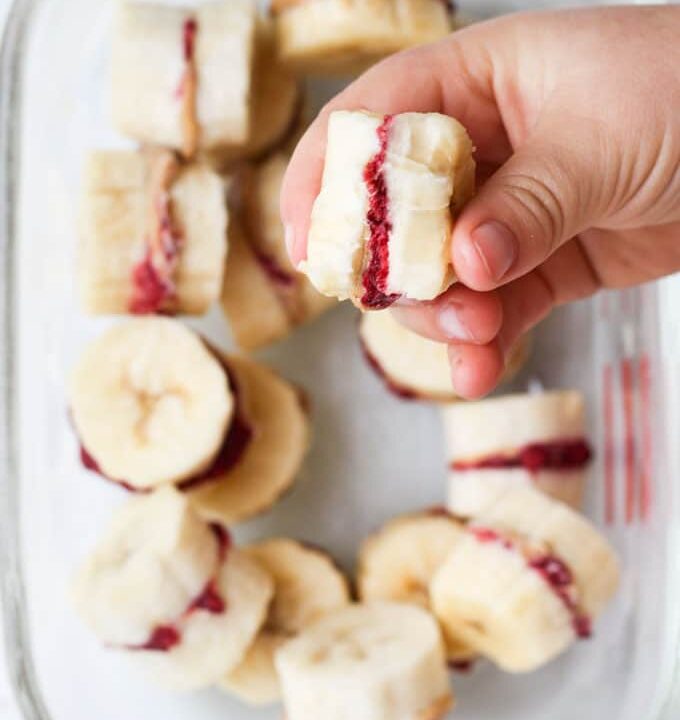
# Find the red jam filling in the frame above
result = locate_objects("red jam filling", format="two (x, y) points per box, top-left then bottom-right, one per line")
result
(359, 337), (418, 401)
(448, 659), (475, 673)
(440, 0), (457, 15)
(451, 438), (593, 474)
(361, 115), (401, 310)
(470, 527), (591, 638)
(78, 357), (253, 493)
(251, 247), (297, 288)
(183, 18), (197, 62)
(129, 525), (231, 653)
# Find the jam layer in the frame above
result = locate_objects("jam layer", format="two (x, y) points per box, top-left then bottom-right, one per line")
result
(470, 527), (591, 638)
(129, 525), (231, 653)
(361, 115), (401, 309)
(452, 438), (592, 474)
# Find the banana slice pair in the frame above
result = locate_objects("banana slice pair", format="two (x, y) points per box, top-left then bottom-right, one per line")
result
(221, 538), (351, 704)
(222, 153), (336, 351)
(276, 602), (454, 720)
(442, 391), (591, 517)
(430, 486), (620, 673)
(357, 511), (475, 665)
(70, 318), (309, 524)
(112, 1), (256, 156)
(302, 110), (475, 310)
(272, 0), (456, 75)
(360, 311), (530, 402)
(72, 488), (274, 690)
(79, 150), (227, 316)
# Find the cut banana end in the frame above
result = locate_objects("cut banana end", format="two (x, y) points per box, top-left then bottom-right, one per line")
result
(442, 390), (591, 516)
(71, 488), (219, 647)
(275, 602), (454, 720)
(187, 354), (310, 525)
(302, 110), (475, 310)
(70, 318), (233, 490)
(203, 19), (301, 168)
(222, 155), (336, 351)
(221, 538), (351, 705)
(112, 1), (256, 153)
(273, 0), (454, 75)
(430, 486), (620, 673)
(360, 311), (530, 401)
(79, 149), (227, 315)
(357, 511), (475, 664)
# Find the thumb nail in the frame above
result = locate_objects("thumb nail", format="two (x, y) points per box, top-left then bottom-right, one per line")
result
(469, 220), (517, 282)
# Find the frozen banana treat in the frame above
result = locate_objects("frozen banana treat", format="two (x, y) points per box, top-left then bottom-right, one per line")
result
(430, 486), (619, 673)
(357, 511), (475, 665)
(71, 487), (274, 690)
(221, 539), (351, 705)
(70, 318), (309, 524)
(302, 110), (475, 309)
(79, 149), (227, 316)
(275, 602), (454, 720)
(112, 0), (256, 157)
(222, 153), (336, 351)
(442, 391), (592, 517)
(272, 0), (456, 74)
(360, 310), (529, 401)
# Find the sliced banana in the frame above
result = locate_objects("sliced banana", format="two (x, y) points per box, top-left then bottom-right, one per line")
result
(203, 20), (301, 167)
(70, 318), (232, 489)
(72, 488), (219, 647)
(275, 602), (454, 720)
(138, 549), (274, 691)
(302, 110), (475, 309)
(187, 354), (310, 524)
(430, 485), (620, 673)
(222, 538), (351, 704)
(360, 310), (530, 401)
(222, 155), (335, 351)
(357, 511), (474, 663)
(442, 391), (590, 516)
(112, 0), (256, 153)
(273, 0), (455, 75)
(79, 150), (227, 316)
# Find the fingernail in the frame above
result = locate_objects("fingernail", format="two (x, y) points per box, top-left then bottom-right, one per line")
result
(470, 221), (517, 282)
(438, 302), (476, 341)
(284, 224), (295, 260)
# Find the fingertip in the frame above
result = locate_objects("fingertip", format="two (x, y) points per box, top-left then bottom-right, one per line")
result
(448, 341), (504, 399)
(452, 220), (518, 292)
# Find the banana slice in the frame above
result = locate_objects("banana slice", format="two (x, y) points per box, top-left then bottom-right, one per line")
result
(430, 485), (620, 673)
(72, 487), (274, 690)
(79, 149), (227, 315)
(187, 354), (310, 524)
(112, 0), (256, 154)
(302, 110), (475, 309)
(222, 539), (351, 704)
(70, 318), (233, 490)
(222, 155), (335, 351)
(273, 0), (455, 75)
(275, 602), (454, 720)
(72, 488), (219, 647)
(360, 310), (530, 401)
(203, 20), (301, 167)
(357, 511), (474, 663)
(442, 391), (591, 516)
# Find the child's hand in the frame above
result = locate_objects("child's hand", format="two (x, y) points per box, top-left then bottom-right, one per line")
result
(281, 6), (680, 398)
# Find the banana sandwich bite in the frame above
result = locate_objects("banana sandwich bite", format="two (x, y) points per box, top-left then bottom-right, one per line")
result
(442, 391), (592, 517)
(302, 110), (475, 309)
(272, 0), (458, 74)
(79, 149), (227, 316)
(71, 487), (274, 690)
(430, 486), (619, 673)
(112, 0), (256, 157)
(69, 318), (309, 524)
(222, 153), (336, 351)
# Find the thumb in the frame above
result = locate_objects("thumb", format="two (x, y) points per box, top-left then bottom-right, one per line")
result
(452, 113), (606, 291)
